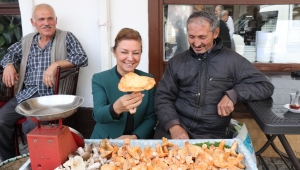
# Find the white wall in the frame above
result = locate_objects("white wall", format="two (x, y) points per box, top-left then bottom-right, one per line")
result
(19, 0), (149, 107)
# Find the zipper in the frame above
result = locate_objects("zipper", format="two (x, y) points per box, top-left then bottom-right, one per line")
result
(209, 77), (233, 82)
(189, 59), (202, 130)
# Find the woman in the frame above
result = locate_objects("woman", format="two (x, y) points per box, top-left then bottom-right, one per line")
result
(90, 28), (157, 139)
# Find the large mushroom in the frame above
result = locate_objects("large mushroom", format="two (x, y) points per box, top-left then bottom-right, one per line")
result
(63, 155), (86, 170)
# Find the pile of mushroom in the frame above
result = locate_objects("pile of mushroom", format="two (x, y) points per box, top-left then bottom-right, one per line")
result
(55, 142), (112, 170)
(56, 138), (246, 170)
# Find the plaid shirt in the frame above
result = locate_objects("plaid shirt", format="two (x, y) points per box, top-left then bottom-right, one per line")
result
(1, 31), (88, 103)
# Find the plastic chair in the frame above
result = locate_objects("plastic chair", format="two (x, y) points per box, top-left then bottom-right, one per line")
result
(0, 66), (80, 156)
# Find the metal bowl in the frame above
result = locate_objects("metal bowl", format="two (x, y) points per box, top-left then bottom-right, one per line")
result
(15, 95), (84, 121)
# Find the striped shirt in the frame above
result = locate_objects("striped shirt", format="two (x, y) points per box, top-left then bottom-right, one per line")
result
(0, 31), (88, 103)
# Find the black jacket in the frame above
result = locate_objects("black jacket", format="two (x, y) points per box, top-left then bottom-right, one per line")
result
(155, 38), (274, 137)
(219, 20), (231, 49)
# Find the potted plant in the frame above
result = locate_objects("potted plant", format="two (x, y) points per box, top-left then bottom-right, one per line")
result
(0, 15), (22, 61)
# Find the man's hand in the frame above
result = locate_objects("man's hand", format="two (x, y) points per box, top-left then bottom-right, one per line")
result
(113, 92), (144, 115)
(2, 65), (18, 87)
(43, 60), (76, 88)
(169, 125), (189, 139)
(43, 64), (58, 88)
(217, 95), (234, 117)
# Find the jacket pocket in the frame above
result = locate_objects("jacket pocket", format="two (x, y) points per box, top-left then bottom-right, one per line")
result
(208, 77), (234, 91)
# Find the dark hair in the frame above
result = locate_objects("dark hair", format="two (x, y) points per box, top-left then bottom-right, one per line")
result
(186, 11), (219, 32)
(112, 28), (142, 53)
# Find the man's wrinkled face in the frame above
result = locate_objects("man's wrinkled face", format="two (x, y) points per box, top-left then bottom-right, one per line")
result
(187, 19), (219, 54)
(31, 7), (57, 38)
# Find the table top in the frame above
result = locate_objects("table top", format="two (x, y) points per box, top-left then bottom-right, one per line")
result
(245, 71), (300, 134)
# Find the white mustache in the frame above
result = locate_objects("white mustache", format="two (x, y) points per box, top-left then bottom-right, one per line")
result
(41, 25), (52, 29)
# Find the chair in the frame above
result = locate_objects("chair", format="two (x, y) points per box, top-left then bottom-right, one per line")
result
(0, 71), (14, 105)
(0, 66), (80, 156)
(53, 66), (80, 96)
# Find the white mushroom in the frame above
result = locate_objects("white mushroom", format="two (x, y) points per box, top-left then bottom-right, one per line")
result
(84, 144), (93, 153)
(86, 156), (95, 166)
(87, 162), (101, 170)
(68, 152), (79, 159)
(63, 155), (86, 170)
(92, 148), (99, 158)
(99, 157), (107, 164)
(77, 147), (85, 155)
(81, 151), (91, 161)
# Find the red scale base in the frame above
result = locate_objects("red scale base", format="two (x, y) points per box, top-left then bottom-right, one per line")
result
(27, 119), (79, 170)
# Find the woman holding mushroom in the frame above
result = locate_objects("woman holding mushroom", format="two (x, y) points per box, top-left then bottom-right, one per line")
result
(90, 28), (157, 139)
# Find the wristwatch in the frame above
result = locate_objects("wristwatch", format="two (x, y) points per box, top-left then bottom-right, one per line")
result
(3, 63), (13, 69)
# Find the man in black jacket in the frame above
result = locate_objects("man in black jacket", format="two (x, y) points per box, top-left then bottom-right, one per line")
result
(154, 11), (274, 139)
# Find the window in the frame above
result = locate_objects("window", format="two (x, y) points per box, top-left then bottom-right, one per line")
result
(0, 0), (21, 60)
(163, 4), (300, 63)
(149, 1), (300, 84)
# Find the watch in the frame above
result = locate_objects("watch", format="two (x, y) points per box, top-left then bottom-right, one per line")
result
(3, 63), (13, 69)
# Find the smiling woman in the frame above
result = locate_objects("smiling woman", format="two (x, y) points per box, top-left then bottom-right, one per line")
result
(90, 28), (157, 140)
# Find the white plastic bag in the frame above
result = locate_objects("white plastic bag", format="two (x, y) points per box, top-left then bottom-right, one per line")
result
(231, 119), (257, 164)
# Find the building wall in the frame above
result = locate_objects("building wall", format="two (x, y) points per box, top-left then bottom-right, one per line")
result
(19, 0), (149, 107)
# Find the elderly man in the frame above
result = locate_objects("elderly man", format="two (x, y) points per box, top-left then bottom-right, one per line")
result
(154, 11), (274, 139)
(0, 3), (88, 161)
(220, 10), (234, 39)
(215, 5), (234, 40)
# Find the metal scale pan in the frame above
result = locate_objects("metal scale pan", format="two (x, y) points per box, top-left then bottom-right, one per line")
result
(15, 94), (84, 122)
(15, 95), (85, 170)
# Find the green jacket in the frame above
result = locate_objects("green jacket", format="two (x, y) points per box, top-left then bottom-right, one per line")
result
(90, 66), (157, 139)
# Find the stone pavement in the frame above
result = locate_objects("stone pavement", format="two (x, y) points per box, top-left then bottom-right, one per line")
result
(257, 157), (295, 170)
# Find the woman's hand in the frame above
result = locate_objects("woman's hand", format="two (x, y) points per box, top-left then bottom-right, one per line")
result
(116, 135), (137, 139)
(113, 92), (144, 115)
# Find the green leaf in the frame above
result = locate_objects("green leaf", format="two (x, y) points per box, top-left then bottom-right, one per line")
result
(0, 36), (5, 47)
(194, 142), (231, 149)
(8, 23), (14, 30)
(13, 26), (22, 41)
(2, 29), (14, 45)
(0, 23), (4, 33)
(0, 16), (9, 27)
(234, 125), (242, 132)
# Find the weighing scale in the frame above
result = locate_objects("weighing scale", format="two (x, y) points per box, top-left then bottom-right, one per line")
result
(15, 95), (85, 170)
